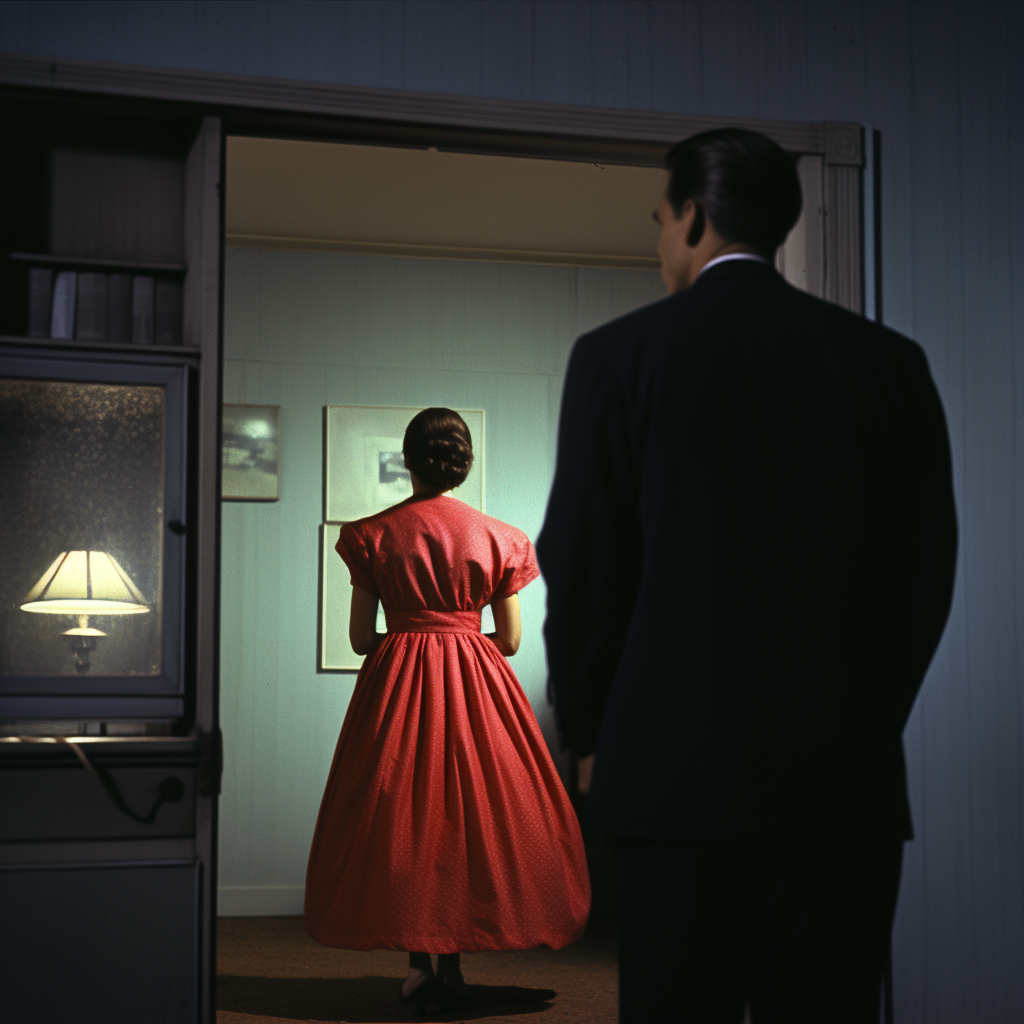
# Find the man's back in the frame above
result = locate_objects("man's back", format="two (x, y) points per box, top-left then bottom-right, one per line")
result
(539, 126), (958, 1022)
(538, 258), (957, 840)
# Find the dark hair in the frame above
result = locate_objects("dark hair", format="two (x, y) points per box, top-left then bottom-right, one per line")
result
(664, 128), (802, 253)
(403, 407), (474, 491)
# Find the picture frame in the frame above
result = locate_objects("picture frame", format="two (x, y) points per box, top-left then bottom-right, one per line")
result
(221, 404), (281, 501)
(324, 405), (484, 523)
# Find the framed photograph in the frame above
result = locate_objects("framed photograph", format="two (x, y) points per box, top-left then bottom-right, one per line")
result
(324, 405), (484, 523)
(319, 523), (387, 671)
(222, 404), (280, 501)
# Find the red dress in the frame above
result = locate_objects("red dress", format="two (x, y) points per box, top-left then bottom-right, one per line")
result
(304, 494), (591, 953)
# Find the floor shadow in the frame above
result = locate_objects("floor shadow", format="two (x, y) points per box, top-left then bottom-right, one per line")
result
(217, 974), (559, 1022)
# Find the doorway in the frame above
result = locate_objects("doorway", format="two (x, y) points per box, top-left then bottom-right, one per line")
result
(213, 133), (831, 1024)
(216, 137), (670, 920)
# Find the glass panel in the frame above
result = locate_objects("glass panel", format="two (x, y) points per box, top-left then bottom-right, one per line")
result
(0, 380), (164, 677)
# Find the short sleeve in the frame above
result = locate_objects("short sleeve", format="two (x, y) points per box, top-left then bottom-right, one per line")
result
(491, 530), (540, 601)
(335, 523), (378, 596)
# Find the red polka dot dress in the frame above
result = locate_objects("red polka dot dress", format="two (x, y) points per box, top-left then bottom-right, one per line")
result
(304, 493), (591, 953)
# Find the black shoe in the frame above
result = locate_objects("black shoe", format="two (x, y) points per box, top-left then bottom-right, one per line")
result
(400, 975), (469, 1014)
(436, 967), (470, 997)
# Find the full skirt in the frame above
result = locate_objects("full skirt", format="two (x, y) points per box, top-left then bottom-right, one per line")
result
(304, 630), (591, 952)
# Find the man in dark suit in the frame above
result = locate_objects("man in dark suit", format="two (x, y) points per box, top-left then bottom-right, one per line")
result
(536, 129), (957, 1023)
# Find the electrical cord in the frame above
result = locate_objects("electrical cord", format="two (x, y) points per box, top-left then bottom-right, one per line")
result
(61, 738), (185, 824)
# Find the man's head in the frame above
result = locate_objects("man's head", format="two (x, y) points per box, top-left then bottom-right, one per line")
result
(655, 128), (802, 293)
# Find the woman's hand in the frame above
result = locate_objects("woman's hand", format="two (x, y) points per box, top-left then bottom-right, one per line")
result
(577, 754), (595, 794)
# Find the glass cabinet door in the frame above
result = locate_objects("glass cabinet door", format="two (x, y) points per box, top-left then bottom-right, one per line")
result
(0, 354), (190, 724)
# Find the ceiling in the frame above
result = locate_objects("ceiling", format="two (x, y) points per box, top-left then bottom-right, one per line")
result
(225, 136), (665, 270)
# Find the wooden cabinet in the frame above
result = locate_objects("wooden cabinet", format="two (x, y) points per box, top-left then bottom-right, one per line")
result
(0, 89), (222, 1024)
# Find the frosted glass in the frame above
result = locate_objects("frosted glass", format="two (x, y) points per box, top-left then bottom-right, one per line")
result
(0, 379), (164, 677)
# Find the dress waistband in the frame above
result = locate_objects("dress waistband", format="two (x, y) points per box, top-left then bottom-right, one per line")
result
(384, 608), (482, 633)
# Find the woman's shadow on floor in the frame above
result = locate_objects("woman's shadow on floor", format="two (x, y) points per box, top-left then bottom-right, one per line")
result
(217, 974), (558, 1021)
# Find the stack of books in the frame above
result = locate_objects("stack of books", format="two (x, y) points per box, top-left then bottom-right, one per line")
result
(29, 267), (183, 345)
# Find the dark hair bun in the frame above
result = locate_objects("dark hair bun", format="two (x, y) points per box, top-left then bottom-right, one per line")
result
(403, 407), (474, 491)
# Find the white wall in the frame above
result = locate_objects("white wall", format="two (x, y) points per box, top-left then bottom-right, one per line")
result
(217, 246), (663, 915)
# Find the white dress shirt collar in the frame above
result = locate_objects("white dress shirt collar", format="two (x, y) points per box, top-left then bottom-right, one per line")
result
(698, 252), (770, 278)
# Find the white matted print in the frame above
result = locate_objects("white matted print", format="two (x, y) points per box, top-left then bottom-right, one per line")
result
(222, 404), (280, 501)
(325, 405), (484, 523)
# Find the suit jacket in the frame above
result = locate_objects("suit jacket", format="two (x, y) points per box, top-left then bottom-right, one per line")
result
(536, 259), (957, 840)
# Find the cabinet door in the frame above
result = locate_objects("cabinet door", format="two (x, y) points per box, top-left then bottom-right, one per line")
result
(0, 356), (190, 720)
(1, 862), (200, 1024)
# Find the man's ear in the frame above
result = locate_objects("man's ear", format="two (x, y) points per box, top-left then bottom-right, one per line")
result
(686, 203), (706, 248)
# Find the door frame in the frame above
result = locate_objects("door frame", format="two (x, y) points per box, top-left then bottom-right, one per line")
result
(0, 50), (866, 312)
(0, 49), (869, 1023)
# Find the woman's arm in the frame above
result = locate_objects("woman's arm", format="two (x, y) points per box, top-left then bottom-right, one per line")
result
(486, 593), (522, 656)
(349, 585), (384, 655)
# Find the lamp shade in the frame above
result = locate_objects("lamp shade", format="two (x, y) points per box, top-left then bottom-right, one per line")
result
(20, 551), (149, 615)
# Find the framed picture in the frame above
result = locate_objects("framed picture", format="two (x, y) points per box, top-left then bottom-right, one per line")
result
(324, 405), (484, 523)
(222, 404), (280, 501)
(319, 523), (387, 671)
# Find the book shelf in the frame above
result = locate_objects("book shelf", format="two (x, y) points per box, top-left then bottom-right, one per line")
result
(10, 253), (187, 272)
(0, 99), (217, 353)
(0, 333), (201, 356)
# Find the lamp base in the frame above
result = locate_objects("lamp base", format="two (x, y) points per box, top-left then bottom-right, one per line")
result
(65, 634), (99, 674)
(63, 614), (105, 671)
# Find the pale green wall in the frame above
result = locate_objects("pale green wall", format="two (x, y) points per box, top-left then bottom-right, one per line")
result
(217, 246), (664, 915)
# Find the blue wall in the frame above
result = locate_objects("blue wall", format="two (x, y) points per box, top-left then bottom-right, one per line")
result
(217, 246), (663, 917)
(4, 3), (1021, 1020)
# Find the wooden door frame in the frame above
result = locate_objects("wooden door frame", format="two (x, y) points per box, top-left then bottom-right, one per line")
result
(0, 50), (865, 312)
(0, 50), (867, 1023)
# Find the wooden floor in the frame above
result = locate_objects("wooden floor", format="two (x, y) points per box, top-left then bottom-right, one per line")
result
(216, 914), (619, 1024)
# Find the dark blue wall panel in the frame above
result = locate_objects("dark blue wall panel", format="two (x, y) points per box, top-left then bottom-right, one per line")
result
(2, 1), (1021, 1019)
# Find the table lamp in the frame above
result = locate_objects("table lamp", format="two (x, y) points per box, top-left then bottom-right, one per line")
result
(20, 551), (150, 673)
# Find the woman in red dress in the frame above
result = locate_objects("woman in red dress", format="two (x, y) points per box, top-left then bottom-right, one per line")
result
(304, 408), (591, 1012)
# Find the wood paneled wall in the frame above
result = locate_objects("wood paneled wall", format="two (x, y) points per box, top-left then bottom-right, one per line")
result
(4, 2), (1021, 1019)
(217, 246), (663, 916)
